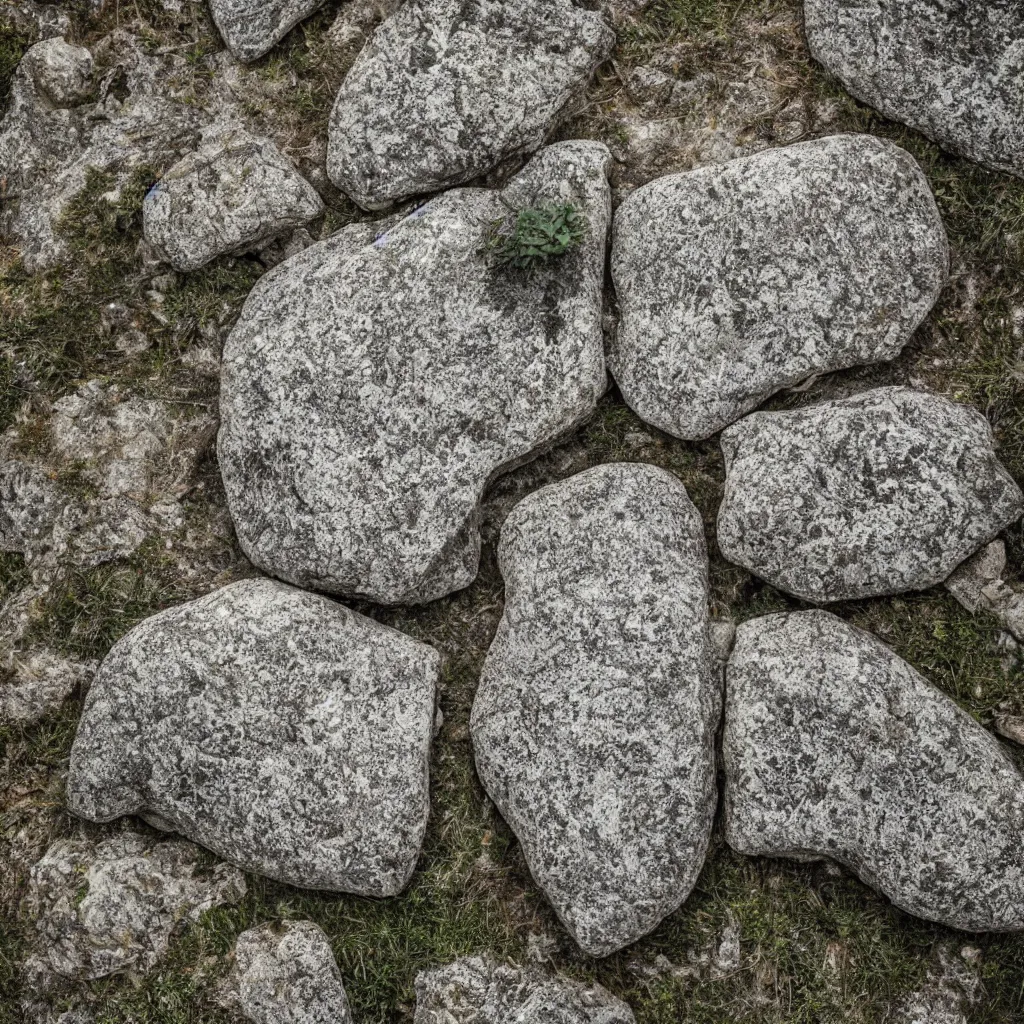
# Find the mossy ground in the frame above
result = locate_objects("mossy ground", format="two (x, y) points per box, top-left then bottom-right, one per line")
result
(2, 0), (1024, 1021)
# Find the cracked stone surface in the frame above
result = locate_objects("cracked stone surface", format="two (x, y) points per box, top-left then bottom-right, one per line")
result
(717, 387), (1024, 603)
(804, 1), (1024, 178)
(210, 0), (328, 62)
(610, 135), (949, 439)
(414, 957), (636, 1024)
(327, 0), (614, 209)
(724, 610), (1024, 932)
(66, 578), (440, 894)
(471, 463), (718, 956)
(219, 141), (610, 605)
(143, 128), (324, 272)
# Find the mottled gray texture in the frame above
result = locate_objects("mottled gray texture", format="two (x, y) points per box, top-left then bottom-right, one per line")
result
(209, 0), (327, 62)
(804, 1), (1024, 178)
(471, 463), (718, 956)
(219, 921), (352, 1024)
(143, 129), (324, 272)
(609, 135), (948, 439)
(945, 540), (1007, 614)
(219, 141), (610, 605)
(327, 0), (614, 208)
(67, 578), (440, 894)
(19, 36), (92, 107)
(1, 651), (96, 725)
(724, 610), (1024, 931)
(414, 957), (635, 1024)
(717, 387), (1024, 603)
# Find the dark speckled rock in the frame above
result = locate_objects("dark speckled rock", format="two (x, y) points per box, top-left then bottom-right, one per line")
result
(609, 135), (948, 440)
(66, 578), (440, 895)
(804, 1), (1024, 178)
(210, 0), (327, 62)
(717, 387), (1024, 603)
(471, 463), (719, 957)
(724, 610), (1024, 932)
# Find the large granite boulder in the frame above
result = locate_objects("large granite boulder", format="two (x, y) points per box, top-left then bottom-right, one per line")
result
(327, 0), (614, 209)
(219, 141), (611, 605)
(414, 957), (635, 1024)
(210, 0), (327, 62)
(609, 135), (948, 440)
(66, 578), (440, 895)
(717, 387), (1024, 603)
(471, 463), (719, 956)
(724, 610), (1024, 931)
(804, 1), (1024, 178)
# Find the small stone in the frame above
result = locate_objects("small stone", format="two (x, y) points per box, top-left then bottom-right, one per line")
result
(945, 540), (1007, 613)
(995, 715), (1024, 747)
(1, 651), (97, 725)
(209, 0), (327, 62)
(717, 387), (1024, 603)
(20, 37), (93, 108)
(67, 578), (440, 894)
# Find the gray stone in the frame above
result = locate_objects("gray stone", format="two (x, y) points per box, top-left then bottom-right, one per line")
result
(609, 135), (948, 439)
(67, 578), (440, 894)
(471, 463), (718, 956)
(327, 0), (614, 209)
(945, 540), (1007, 614)
(219, 921), (352, 1024)
(724, 610), (1024, 932)
(143, 129), (324, 272)
(717, 387), (1024, 603)
(20, 37), (93, 108)
(210, 0), (327, 62)
(219, 141), (610, 605)
(804, 1), (1024, 178)
(414, 957), (635, 1024)
(1, 651), (96, 725)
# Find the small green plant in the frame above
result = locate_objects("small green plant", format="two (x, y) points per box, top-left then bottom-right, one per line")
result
(486, 203), (586, 272)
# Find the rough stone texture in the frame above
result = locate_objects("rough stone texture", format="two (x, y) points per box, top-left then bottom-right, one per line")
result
(143, 129), (324, 272)
(804, 1), (1024, 178)
(724, 610), (1024, 931)
(414, 957), (635, 1024)
(219, 142), (610, 605)
(19, 37), (93, 107)
(67, 578), (439, 894)
(210, 0), (328, 62)
(717, 387), (1024, 603)
(0, 651), (96, 725)
(471, 463), (718, 956)
(22, 831), (245, 988)
(609, 135), (949, 439)
(945, 540), (1007, 614)
(327, 0), (614, 209)
(219, 921), (352, 1024)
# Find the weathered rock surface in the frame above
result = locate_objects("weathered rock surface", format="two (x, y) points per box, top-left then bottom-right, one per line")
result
(143, 129), (323, 272)
(724, 610), (1024, 931)
(210, 0), (327, 62)
(610, 135), (948, 439)
(327, 0), (614, 208)
(471, 463), (718, 956)
(804, 1), (1024, 178)
(219, 920), (352, 1024)
(1, 651), (96, 725)
(414, 957), (635, 1024)
(717, 387), (1024, 603)
(20, 36), (93, 107)
(22, 831), (245, 988)
(67, 578), (440, 894)
(220, 141), (610, 605)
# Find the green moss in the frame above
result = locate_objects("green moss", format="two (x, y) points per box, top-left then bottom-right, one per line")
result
(0, 22), (32, 115)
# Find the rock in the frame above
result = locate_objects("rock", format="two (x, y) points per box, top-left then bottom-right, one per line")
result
(471, 463), (719, 956)
(67, 578), (440, 894)
(219, 921), (352, 1024)
(887, 946), (980, 1024)
(143, 129), (324, 272)
(609, 136), (948, 439)
(22, 830), (245, 988)
(1, 651), (96, 725)
(724, 610), (1024, 931)
(945, 540), (1007, 614)
(210, 0), (327, 62)
(327, 0), (614, 209)
(414, 957), (635, 1024)
(20, 37), (93, 108)
(995, 714), (1024, 747)
(717, 387), (1024, 603)
(219, 141), (610, 605)
(804, 1), (1024, 178)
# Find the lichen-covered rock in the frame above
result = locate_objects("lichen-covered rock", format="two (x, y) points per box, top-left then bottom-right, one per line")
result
(67, 578), (440, 894)
(414, 957), (635, 1024)
(210, 0), (327, 62)
(609, 135), (948, 439)
(804, 1), (1024, 178)
(219, 141), (610, 605)
(471, 463), (718, 956)
(724, 610), (1024, 931)
(717, 387), (1024, 603)
(22, 831), (245, 988)
(219, 921), (352, 1024)
(327, 0), (614, 208)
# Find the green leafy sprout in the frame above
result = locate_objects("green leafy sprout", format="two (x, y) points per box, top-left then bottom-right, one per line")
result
(486, 202), (587, 272)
